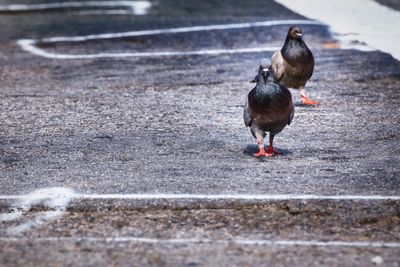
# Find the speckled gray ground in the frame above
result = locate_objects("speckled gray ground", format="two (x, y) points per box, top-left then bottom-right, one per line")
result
(0, 0), (400, 266)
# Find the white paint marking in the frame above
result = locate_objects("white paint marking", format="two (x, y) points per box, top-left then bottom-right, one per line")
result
(0, 210), (23, 222)
(2, 192), (400, 201)
(73, 10), (135, 15)
(18, 187), (76, 208)
(1, 236), (399, 248)
(17, 40), (281, 59)
(16, 20), (328, 59)
(83, 194), (400, 200)
(295, 112), (344, 117)
(0, 1), (152, 15)
(234, 239), (400, 248)
(6, 210), (64, 235)
(40, 20), (324, 43)
(1, 188), (399, 235)
(275, 0), (400, 60)
(0, 187), (76, 235)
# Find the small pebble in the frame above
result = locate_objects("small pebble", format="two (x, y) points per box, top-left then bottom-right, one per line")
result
(371, 256), (383, 265)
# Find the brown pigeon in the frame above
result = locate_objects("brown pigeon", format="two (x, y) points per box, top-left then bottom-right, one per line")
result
(271, 26), (318, 105)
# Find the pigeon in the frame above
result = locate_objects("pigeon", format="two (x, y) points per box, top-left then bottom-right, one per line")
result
(244, 65), (294, 157)
(271, 26), (318, 105)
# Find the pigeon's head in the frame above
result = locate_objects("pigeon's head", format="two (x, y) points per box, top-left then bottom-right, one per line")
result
(288, 26), (303, 40)
(250, 65), (270, 84)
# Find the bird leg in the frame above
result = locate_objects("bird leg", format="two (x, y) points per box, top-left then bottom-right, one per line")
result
(299, 87), (320, 106)
(254, 134), (280, 157)
(301, 94), (320, 105)
(266, 133), (281, 156)
(266, 146), (280, 155)
(254, 138), (270, 157)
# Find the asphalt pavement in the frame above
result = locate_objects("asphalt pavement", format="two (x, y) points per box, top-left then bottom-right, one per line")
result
(0, 0), (400, 266)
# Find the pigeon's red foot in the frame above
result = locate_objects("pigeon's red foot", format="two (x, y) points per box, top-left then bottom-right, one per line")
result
(254, 147), (273, 157)
(301, 95), (320, 106)
(266, 146), (281, 156)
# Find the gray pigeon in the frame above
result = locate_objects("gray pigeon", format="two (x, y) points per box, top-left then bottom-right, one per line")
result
(244, 65), (294, 157)
(271, 26), (318, 105)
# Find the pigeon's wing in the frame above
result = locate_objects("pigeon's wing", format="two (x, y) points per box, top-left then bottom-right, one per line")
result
(243, 95), (252, 127)
(307, 52), (315, 79)
(280, 85), (294, 126)
(271, 51), (285, 82)
(307, 68), (313, 80)
(288, 102), (294, 125)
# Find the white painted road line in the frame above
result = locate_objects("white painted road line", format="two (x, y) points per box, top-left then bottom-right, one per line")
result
(2, 188), (399, 236)
(1, 237), (400, 248)
(80, 193), (400, 200)
(5, 210), (64, 235)
(2, 192), (400, 201)
(0, 1), (152, 15)
(15, 19), (376, 59)
(0, 188), (76, 234)
(16, 41), (282, 59)
(73, 10), (137, 15)
(40, 20), (325, 43)
(16, 20), (328, 59)
(235, 239), (400, 248)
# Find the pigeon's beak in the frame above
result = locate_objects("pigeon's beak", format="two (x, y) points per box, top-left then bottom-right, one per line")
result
(295, 33), (302, 37)
(262, 70), (269, 84)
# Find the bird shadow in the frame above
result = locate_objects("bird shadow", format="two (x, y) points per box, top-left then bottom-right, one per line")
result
(294, 101), (321, 108)
(243, 144), (292, 158)
(294, 103), (320, 108)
